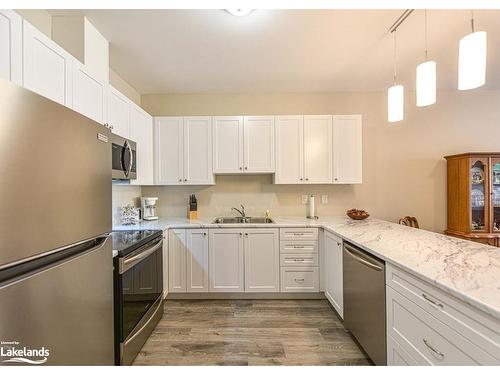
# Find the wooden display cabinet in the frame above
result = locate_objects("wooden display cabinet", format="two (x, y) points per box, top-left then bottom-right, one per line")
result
(445, 153), (500, 247)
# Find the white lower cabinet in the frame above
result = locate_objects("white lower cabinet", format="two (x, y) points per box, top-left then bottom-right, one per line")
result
(324, 231), (343, 318)
(168, 229), (186, 293)
(209, 229), (244, 292)
(281, 267), (319, 292)
(186, 229), (209, 292)
(244, 229), (279, 292)
(162, 230), (168, 298)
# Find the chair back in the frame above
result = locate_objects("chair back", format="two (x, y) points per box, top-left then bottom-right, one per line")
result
(399, 216), (419, 229)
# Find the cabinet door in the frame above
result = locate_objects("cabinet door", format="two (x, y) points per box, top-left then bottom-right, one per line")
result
(325, 231), (343, 318)
(168, 229), (186, 293)
(72, 61), (105, 124)
(208, 229), (244, 292)
(154, 117), (184, 185)
(107, 86), (130, 138)
(243, 116), (275, 173)
(213, 116), (244, 173)
(162, 230), (168, 298)
(304, 115), (333, 183)
(333, 115), (362, 184)
(184, 117), (214, 185)
(275, 115), (304, 184)
(23, 20), (73, 107)
(130, 107), (154, 185)
(0, 10), (22, 85)
(244, 229), (279, 292)
(186, 229), (209, 292)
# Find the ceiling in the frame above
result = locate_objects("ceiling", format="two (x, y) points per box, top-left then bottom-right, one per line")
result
(51, 9), (500, 94)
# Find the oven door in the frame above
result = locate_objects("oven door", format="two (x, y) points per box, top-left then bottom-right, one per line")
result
(111, 134), (137, 180)
(117, 237), (163, 364)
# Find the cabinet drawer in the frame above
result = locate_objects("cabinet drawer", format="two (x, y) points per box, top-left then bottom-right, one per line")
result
(386, 264), (500, 361)
(280, 253), (318, 267)
(280, 240), (318, 254)
(387, 286), (498, 365)
(280, 228), (318, 240)
(280, 267), (319, 292)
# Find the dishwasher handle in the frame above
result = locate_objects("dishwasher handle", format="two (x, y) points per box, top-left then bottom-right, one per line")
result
(344, 245), (383, 272)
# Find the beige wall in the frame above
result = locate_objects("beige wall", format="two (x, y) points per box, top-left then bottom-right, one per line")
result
(141, 90), (500, 233)
(109, 69), (141, 105)
(16, 9), (52, 37)
(112, 184), (142, 226)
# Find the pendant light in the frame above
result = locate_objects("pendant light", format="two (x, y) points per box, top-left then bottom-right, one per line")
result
(458, 10), (487, 90)
(416, 10), (436, 106)
(388, 30), (404, 122)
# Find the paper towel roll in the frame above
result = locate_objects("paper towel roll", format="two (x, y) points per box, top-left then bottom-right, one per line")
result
(307, 195), (315, 218)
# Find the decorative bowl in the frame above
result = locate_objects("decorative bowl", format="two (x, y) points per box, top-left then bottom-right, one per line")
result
(346, 209), (370, 220)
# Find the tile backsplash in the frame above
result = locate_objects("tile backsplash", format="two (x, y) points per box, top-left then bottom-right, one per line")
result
(112, 184), (142, 226)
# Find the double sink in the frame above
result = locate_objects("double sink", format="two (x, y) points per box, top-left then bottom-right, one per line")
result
(212, 217), (275, 224)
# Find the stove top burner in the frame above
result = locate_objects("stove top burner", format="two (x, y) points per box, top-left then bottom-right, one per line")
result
(111, 229), (162, 256)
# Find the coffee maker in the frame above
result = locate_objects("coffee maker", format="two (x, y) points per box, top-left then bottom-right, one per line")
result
(141, 197), (158, 221)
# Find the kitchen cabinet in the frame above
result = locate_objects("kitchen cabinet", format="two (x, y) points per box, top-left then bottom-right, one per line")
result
(275, 115), (332, 184)
(23, 20), (73, 108)
(168, 229), (187, 293)
(333, 115), (362, 184)
(324, 231), (343, 318)
(162, 230), (168, 298)
(244, 229), (279, 292)
(107, 85), (130, 137)
(213, 116), (274, 174)
(186, 229), (209, 292)
(130, 106), (154, 185)
(0, 10), (22, 85)
(208, 229), (244, 292)
(72, 60), (105, 124)
(155, 116), (214, 185)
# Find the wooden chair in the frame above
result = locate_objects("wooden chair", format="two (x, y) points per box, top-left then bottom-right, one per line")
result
(399, 216), (419, 229)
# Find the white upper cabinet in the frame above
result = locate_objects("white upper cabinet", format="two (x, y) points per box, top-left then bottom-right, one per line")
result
(304, 115), (333, 183)
(183, 117), (214, 185)
(154, 116), (214, 185)
(243, 116), (275, 173)
(275, 116), (304, 184)
(213, 116), (274, 174)
(72, 60), (105, 124)
(333, 115), (362, 184)
(23, 20), (73, 108)
(244, 229), (280, 292)
(0, 10), (22, 85)
(213, 116), (244, 173)
(107, 85), (130, 137)
(130, 106), (154, 185)
(155, 117), (183, 184)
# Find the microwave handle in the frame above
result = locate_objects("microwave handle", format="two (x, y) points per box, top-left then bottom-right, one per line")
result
(123, 140), (133, 177)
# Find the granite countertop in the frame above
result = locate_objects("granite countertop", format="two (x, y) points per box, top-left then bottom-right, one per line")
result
(113, 216), (500, 320)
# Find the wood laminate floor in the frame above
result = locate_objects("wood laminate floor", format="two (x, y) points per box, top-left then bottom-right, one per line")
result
(133, 299), (372, 366)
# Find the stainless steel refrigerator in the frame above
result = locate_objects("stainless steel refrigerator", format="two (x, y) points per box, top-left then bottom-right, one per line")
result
(0, 79), (114, 365)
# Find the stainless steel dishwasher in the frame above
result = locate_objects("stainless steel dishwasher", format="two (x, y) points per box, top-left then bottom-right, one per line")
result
(343, 241), (386, 365)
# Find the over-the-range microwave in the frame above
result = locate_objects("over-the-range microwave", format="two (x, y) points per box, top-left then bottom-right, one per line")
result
(111, 133), (137, 180)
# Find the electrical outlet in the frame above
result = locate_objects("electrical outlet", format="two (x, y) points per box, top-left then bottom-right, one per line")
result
(301, 195), (309, 204)
(321, 195), (328, 204)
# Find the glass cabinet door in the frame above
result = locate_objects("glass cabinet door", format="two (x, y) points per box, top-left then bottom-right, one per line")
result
(491, 158), (500, 232)
(470, 158), (488, 232)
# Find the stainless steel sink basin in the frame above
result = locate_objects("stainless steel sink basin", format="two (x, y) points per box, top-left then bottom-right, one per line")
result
(212, 217), (275, 224)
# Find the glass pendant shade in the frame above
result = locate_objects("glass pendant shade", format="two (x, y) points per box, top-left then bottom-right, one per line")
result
(458, 31), (487, 90)
(387, 85), (404, 122)
(416, 60), (436, 106)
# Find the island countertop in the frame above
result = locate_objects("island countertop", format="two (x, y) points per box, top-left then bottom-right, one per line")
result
(113, 216), (500, 320)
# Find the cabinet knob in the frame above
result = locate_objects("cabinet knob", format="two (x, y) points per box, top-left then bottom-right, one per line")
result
(178, 178), (182, 182)
(239, 167), (243, 170)
(244, 167), (248, 170)
(184, 178), (187, 182)
(239, 233), (243, 236)
(203, 232), (207, 236)
(306, 178), (309, 181)
(300, 178), (303, 181)
(334, 178), (338, 181)
(245, 233), (248, 236)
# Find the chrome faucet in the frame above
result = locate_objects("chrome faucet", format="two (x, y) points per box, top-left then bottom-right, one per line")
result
(231, 205), (246, 218)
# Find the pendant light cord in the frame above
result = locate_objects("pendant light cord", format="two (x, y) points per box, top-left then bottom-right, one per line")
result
(471, 9), (475, 32)
(424, 9), (428, 61)
(393, 31), (397, 85)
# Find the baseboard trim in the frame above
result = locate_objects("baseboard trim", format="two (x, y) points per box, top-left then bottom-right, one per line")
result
(166, 292), (326, 300)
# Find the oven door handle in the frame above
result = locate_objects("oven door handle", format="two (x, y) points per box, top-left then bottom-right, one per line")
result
(119, 240), (162, 274)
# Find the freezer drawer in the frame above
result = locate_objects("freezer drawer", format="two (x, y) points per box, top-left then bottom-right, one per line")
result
(0, 236), (114, 365)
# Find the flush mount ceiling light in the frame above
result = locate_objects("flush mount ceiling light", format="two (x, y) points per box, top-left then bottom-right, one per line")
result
(416, 10), (436, 107)
(458, 10), (487, 90)
(225, 9), (254, 17)
(388, 30), (404, 122)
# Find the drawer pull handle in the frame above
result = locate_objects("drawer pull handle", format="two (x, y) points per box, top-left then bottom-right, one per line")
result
(423, 339), (444, 358)
(294, 258), (305, 262)
(294, 278), (305, 282)
(293, 233), (304, 236)
(293, 245), (304, 249)
(422, 293), (444, 309)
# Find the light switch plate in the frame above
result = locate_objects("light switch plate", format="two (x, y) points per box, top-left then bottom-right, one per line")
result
(301, 195), (309, 204)
(321, 195), (328, 204)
